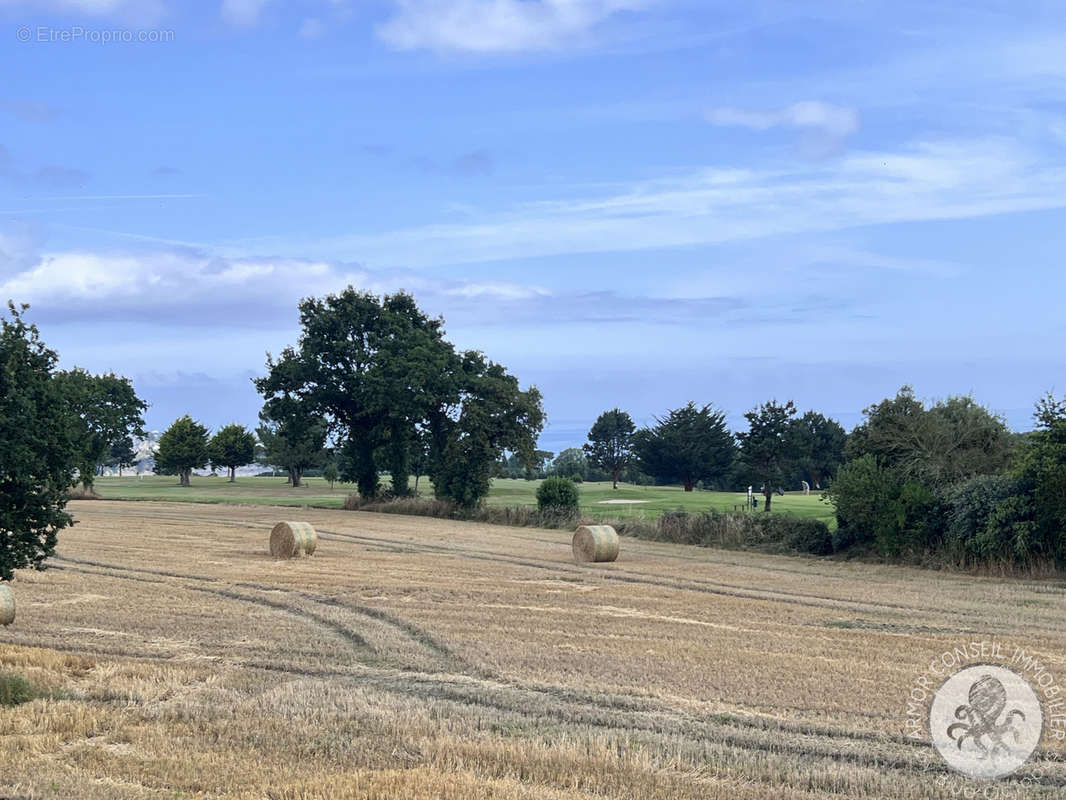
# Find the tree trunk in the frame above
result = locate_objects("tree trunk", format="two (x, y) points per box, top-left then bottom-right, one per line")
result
(180, 469), (190, 487)
(764, 490), (772, 512)
(684, 481), (694, 492)
(229, 466), (236, 482)
(292, 467), (302, 488)
(612, 469), (619, 490)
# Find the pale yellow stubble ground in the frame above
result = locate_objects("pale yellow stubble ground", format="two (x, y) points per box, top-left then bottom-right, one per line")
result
(0, 500), (1063, 799)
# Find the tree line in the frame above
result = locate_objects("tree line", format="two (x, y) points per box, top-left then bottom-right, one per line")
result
(566, 387), (1066, 569)
(5, 289), (1065, 579)
(534, 402), (844, 513)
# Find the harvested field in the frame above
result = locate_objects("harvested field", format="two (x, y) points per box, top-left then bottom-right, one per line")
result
(1, 500), (1065, 799)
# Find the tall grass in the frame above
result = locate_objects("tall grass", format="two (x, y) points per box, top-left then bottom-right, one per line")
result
(344, 494), (833, 555)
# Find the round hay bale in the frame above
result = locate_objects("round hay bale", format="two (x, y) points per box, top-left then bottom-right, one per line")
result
(572, 524), (619, 563)
(0, 585), (14, 626)
(269, 521), (318, 558)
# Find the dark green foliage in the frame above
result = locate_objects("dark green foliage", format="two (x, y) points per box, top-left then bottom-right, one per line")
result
(255, 289), (459, 498)
(846, 387), (1013, 488)
(0, 671), (39, 706)
(536, 475), (580, 514)
(552, 448), (587, 480)
(323, 461), (339, 489)
(633, 509), (832, 555)
(208, 423), (256, 482)
(255, 289), (541, 505)
(433, 351), (544, 509)
(257, 400), (326, 489)
(584, 408), (636, 489)
(53, 367), (146, 488)
(0, 303), (77, 581)
(825, 454), (901, 553)
(633, 402), (734, 492)
(106, 436), (137, 475)
(736, 400), (799, 512)
(155, 416), (210, 487)
(942, 474), (1020, 552)
(1013, 392), (1066, 564)
(789, 410), (846, 489)
(827, 387), (1029, 567)
(890, 482), (947, 559)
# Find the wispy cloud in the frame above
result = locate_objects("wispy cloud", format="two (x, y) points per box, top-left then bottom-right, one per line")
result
(707, 101), (860, 139)
(281, 137), (1064, 268)
(376, 0), (653, 53)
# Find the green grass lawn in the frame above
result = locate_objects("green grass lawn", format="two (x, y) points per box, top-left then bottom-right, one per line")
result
(92, 475), (836, 525)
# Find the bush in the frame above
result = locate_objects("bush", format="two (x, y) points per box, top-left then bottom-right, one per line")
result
(536, 476), (580, 515)
(943, 474), (1021, 557)
(761, 515), (835, 556)
(825, 454), (901, 553)
(0, 671), (38, 707)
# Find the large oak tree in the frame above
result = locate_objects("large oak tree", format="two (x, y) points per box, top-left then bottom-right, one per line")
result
(256, 289), (543, 507)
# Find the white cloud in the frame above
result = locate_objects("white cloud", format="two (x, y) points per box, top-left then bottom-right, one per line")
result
(444, 281), (550, 300)
(377, 0), (652, 53)
(220, 0), (271, 27)
(0, 248), (560, 328)
(707, 101), (860, 139)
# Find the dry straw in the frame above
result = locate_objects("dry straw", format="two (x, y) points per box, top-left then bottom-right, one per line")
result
(269, 521), (318, 558)
(0, 585), (14, 626)
(572, 525), (619, 563)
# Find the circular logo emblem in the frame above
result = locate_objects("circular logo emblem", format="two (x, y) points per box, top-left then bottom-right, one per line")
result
(929, 664), (1043, 780)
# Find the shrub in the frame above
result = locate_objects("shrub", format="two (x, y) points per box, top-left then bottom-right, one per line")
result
(977, 494), (1037, 565)
(825, 454), (902, 555)
(0, 671), (38, 707)
(536, 476), (580, 515)
(943, 474), (1021, 557)
(761, 515), (835, 556)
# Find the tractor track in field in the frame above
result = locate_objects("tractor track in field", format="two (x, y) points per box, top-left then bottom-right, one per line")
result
(48, 557), (475, 676)
(316, 527), (974, 625)
(24, 633), (1066, 791)
(49, 560), (380, 664)
(24, 550), (1066, 790)
(36, 554), (937, 762)
(84, 505), (960, 621)
(52, 554), (465, 667)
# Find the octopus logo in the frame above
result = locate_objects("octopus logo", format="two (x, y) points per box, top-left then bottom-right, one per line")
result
(929, 664), (1043, 780)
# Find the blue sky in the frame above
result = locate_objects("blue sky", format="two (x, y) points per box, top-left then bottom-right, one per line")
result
(1, 0), (1063, 451)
